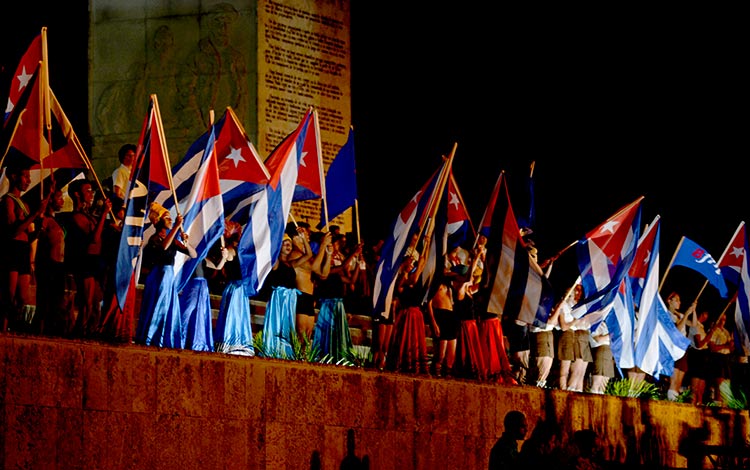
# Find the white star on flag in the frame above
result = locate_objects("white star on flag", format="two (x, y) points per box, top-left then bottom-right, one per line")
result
(16, 66), (33, 92)
(226, 146), (245, 167)
(600, 220), (619, 234)
(449, 191), (459, 209)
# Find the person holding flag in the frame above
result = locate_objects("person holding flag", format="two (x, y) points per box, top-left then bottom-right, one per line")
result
(385, 232), (432, 374)
(0, 162), (50, 332)
(135, 203), (196, 348)
(65, 179), (111, 338)
(664, 291), (697, 400)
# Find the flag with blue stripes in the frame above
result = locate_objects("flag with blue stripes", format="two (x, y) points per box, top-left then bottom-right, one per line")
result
(484, 171), (554, 327)
(632, 215), (690, 377)
(572, 197), (642, 322)
(115, 96), (170, 311)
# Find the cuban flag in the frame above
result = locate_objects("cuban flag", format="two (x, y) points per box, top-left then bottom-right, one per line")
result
(632, 215), (690, 378)
(668, 236), (729, 298)
(718, 221), (745, 291)
(1, 62), (41, 197)
(115, 95), (171, 311)
(419, 164), (466, 304)
(213, 107), (269, 223)
(628, 215), (660, 310)
(291, 107), (324, 202)
(4, 31), (41, 123)
(484, 171), (555, 327)
(144, 106), (269, 256)
(572, 197), (642, 321)
(372, 160), (450, 319)
(167, 125), (224, 292)
(445, 172), (473, 251)
(734, 229), (750, 356)
(607, 215), (660, 372)
(318, 126), (356, 229)
(238, 109), (312, 297)
(605, 278), (636, 371)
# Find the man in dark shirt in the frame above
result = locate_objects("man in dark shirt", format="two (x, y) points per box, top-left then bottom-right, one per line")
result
(488, 410), (528, 470)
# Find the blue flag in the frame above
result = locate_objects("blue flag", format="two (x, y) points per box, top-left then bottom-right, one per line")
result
(319, 127), (356, 229)
(670, 236), (729, 298)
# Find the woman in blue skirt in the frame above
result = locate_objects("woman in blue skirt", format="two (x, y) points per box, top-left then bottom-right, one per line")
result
(214, 221), (255, 356)
(136, 203), (196, 348)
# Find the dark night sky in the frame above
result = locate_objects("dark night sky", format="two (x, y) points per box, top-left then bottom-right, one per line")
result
(350, 6), (747, 304)
(2, 4), (746, 306)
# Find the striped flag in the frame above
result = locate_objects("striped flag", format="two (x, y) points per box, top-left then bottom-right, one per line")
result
(631, 215), (690, 377)
(372, 158), (451, 319)
(115, 96), (171, 311)
(167, 125), (224, 292)
(605, 278), (636, 371)
(483, 171), (554, 327)
(572, 197), (642, 323)
(237, 109), (312, 297)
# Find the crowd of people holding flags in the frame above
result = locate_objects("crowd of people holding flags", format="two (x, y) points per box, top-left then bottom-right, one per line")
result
(4, 29), (750, 405)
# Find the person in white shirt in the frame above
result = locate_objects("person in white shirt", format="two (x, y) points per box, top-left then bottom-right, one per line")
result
(589, 321), (614, 394)
(111, 143), (135, 203)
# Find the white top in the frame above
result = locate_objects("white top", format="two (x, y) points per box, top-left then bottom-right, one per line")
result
(112, 164), (131, 199)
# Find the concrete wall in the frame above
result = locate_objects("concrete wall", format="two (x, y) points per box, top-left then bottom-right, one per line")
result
(1, 334), (748, 469)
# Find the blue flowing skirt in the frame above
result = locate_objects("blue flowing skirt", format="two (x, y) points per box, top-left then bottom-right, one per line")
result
(261, 286), (298, 358)
(180, 277), (214, 352)
(135, 265), (183, 348)
(313, 298), (353, 361)
(214, 280), (254, 356)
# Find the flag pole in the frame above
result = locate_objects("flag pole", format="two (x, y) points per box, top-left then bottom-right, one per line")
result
(49, 88), (115, 221)
(659, 236), (685, 292)
(354, 199), (361, 244)
(419, 143), (456, 243)
(207, 108), (224, 248)
(314, 108), (329, 231)
(40, 29), (51, 200)
(0, 109), (28, 165)
(539, 239), (577, 271)
(150, 94), (179, 215)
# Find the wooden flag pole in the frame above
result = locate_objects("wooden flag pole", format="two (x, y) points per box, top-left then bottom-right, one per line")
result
(354, 199), (361, 245)
(150, 95), (179, 216)
(313, 108), (330, 231)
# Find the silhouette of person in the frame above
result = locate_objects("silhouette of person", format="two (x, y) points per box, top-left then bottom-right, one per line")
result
(340, 429), (367, 470)
(488, 410), (528, 470)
